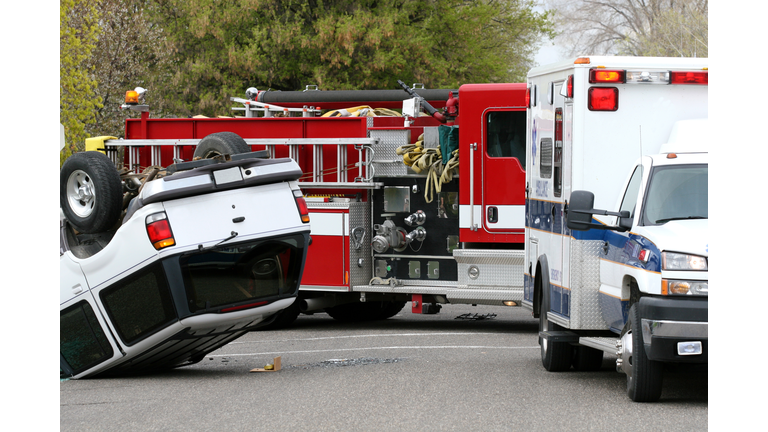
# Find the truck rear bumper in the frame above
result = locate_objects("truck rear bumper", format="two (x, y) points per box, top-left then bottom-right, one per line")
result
(638, 296), (708, 363)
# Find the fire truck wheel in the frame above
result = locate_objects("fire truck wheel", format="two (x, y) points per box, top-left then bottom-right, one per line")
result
(325, 301), (405, 322)
(60, 152), (123, 234)
(625, 304), (664, 402)
(257, 299), (301, 330)
(572, 346), (603, 371)
(194, 131), (251, 159)
(539, 286), (573, 372)
(370, 301), (406, 320)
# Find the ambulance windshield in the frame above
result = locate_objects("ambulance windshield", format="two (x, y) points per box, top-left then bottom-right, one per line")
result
(641, 164), (708, 225)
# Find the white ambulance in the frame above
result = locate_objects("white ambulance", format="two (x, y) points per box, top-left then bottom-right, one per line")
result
(523, 56), (708, 402)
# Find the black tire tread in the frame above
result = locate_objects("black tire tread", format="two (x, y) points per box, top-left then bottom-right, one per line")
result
(60, 152), (123, 234)
(627, 304), (664, 402)
(193, 132), (251, 159)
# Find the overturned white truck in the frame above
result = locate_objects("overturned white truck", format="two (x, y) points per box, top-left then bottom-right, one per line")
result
(60, 132), (311, 378)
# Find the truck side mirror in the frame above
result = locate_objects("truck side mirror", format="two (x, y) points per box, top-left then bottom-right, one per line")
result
(567, 190), (631, 232)
(567, 190), (595, 231)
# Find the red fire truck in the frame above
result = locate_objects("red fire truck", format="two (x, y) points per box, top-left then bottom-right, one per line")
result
(98, 81), (529, 327)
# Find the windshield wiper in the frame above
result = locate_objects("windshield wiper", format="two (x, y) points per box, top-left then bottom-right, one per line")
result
(198, 231), (238, 252)
(655, 216), (707, 224)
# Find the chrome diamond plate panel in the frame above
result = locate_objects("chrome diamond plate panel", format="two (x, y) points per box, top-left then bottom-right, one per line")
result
(348, 201), (372, 287)
(454, 249), (525, 291)
(369, 130), (412, 177)
(569, 240), (609, 329)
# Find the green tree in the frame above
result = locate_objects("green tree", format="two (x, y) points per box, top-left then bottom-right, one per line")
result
(60, 0), (102, 164)
(84, 0), (175, 140)
(151, 0), (554, 117)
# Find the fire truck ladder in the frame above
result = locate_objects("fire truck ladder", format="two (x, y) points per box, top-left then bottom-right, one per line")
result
(102, 137), (381, 189)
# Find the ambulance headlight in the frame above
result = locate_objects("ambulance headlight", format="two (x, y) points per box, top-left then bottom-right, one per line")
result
(662, 279), (708, 296)
(661, 252), (707, 271)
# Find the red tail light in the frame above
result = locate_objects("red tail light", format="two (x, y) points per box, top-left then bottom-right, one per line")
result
(294, 191), (310, 223)
(146, 212), (175, 250)
(589, 69), (625, 83)
(588, 87), (619, 111)
(670, 71), (708, 85)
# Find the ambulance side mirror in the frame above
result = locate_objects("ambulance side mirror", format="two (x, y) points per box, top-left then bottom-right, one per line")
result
(566, 190), (630, 232)
(567, 191), (596, 231)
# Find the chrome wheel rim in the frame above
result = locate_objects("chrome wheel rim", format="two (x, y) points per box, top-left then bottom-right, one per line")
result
(67, 169), (96, 218)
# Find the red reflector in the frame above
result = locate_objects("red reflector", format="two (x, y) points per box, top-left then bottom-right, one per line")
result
(589, 69), (625, 83)
(525, 86), (531, 108)
(565, 74), (574, 98)
(221, 301), (269, 313)
(146, 217), (175, 250)
(588, 87), (618, 111)
(670, 71), (708, 85)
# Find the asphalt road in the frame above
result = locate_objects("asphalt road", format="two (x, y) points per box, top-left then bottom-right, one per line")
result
(60, 304), (708, 431)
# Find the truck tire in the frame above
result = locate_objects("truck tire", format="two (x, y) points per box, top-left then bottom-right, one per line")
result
(325, 301), (405, 322)
(193, 131), (251, 159)
(257, 299), (301, 330)
(60, 152), (123, 234)
(370, 301), (406, 320)
(572, 346), (603, 371)
(624, 304), (664, 402)
(538, 265), (572, 371)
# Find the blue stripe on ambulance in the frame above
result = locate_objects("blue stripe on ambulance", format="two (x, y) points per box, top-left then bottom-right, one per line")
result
(527, 198), (661, 330)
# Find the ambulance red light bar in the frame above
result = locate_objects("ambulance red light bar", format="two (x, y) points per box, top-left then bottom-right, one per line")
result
(146, 212), (175, 250)
(670, 71), (708, 85)
(589, 69), (625, 83)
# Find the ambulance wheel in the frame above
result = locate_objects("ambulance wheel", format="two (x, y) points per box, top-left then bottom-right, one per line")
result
(60, 152), (123, 234)
(193, 131), (251, 159)
(539, 284), (572, 371)
(572, 346), (604, 371)
(623, 304), (663, 402)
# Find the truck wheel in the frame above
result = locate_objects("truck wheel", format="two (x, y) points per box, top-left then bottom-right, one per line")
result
(572, 346), (603, 371)
(325, 301), (405, 322)
(257, 299), (301, 330)
(623, 304), (663, 402)
(193, 132), (251, 159)
(539, 281), (572, 371)
(370, 301), (406, 320)
(60, 152), (123, 234)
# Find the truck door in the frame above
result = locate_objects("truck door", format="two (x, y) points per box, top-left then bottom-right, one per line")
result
(60, 256), (123, 378)
(547, 83), (572, 318)
(482, 109), (527, 235)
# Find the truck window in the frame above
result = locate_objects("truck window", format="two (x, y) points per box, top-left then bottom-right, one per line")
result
(181, 235), (304, 313)
(641, 164), (708, 225)
(486, 111), (526, 168)
(620, 166), (644, 217)
(539, 138), (552, 178)
(100, 263), (177, 346)
(60, 301), (114, 375)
